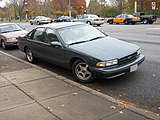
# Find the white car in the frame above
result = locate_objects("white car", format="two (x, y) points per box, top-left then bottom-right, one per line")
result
(30, 16), (53, 25)
(73, 14), (104, 26)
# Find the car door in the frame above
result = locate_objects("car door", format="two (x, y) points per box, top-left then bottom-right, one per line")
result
(114, 14), (121, 23)
(27, 27), (45, 58)
(43, 28), (66, 66)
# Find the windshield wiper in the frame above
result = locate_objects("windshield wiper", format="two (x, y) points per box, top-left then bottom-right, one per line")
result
(13, 29), (21, 31)
(69, 40), (88, 45)
(89, 36), (105, 41)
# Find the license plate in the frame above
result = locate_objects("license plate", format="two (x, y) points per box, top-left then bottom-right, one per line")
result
(130, 64), (138, 72)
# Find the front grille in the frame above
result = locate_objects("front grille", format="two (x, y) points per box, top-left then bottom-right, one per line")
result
(118, 52), (138, 65)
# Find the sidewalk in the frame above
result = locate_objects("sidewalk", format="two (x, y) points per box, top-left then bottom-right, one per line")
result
(0, 51), (159, 120)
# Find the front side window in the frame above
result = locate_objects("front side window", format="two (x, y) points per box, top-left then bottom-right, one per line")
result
(32, 28), (45, 42)
(45, 28), (58, 43)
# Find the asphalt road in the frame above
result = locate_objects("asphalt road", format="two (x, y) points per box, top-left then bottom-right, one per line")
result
(1, 22), (160, 114)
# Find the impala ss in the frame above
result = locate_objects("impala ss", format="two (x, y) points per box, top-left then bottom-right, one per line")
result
(18, 22), (145, 83)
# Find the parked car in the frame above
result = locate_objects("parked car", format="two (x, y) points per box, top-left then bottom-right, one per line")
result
(54, 16), (72, 22)
(30, 16), (53, 25)
(73, 14), (104, 26)
(107, 14), (141, 25)
(0, 23), (28, 49)
(18, 22), (145, 83)
(132, 12), (157, 24)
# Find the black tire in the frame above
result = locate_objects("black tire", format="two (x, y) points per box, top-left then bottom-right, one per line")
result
(72, 59), (93, 83)
(30, 22), (33, 25)
(97, 24), (101, 26)
(37, 21), (40, 25)
(149, 21), (153, 24)
(86, 21), (92, 25)
(108, 20), (113, 24)
(124, 20), (129, 25)
(25, 47), (36, 63)
(143, 19), (148, 24)
(1, 40), (7, 50)
(132, 22), (135, 25)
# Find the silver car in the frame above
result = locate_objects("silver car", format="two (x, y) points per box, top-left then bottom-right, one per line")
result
(30, 16), (52, 25)
(73, 14), (104, 26)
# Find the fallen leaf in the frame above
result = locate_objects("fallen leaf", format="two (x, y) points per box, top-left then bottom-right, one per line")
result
(119, 111), (123, 114)
(110, 106), (116, 109)
(73, 92), (78, 96)
(61, 104), (65, 107)
(47, 107), (53, 112)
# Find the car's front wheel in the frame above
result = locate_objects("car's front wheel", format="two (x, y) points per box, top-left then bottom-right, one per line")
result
(143, 19), (148, 24)
(25, 47), (36, 63)
(1, 40), (7, 50)
(72, 60), (93, 83)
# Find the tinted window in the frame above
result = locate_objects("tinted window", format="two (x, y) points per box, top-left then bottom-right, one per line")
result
(32, 28), (44, 42)
(45, 28), (58, 43)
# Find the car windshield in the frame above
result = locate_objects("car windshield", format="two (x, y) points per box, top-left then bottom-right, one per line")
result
(127, 14), (134, 18)
(57, 24), (105, 45)
(0, 24), (22, 33)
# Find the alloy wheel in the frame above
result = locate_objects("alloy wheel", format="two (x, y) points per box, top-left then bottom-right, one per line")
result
(73, 60), (92, 82)
(26, 48), (34, 63)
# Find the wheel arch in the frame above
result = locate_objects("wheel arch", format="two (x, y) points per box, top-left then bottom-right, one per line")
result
(69, 57), (87, 68)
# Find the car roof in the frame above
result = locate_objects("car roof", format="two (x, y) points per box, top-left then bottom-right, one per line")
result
(36, 22), (85, 29)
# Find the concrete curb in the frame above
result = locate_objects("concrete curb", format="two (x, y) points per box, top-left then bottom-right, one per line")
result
(0, 50), (159, 120)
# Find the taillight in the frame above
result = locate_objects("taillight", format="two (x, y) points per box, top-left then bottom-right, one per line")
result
(94, 19), (99, 21)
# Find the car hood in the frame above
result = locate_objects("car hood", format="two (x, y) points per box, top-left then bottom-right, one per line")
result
(2, 30), (28, 38)
(69, 36), (139, 60)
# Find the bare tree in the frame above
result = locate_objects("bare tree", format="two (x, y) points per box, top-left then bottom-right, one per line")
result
(10, 0), (26, 21)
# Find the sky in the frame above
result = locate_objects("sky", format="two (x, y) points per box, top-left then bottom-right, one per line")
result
(86, 0), (90, 7)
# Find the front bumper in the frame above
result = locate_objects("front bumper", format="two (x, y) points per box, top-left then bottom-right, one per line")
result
(90, 55), (145, 78)
(5, 41), (18, 46)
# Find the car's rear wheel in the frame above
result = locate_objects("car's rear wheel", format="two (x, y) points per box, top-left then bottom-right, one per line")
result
(86, 21), (92, 25)
(108, 20), (113, 24)
(30, 22), (33, 25)
(1, 40), (7, 50)
(72, 59), (93, 83)
(149, 21), (153, 24)
(25, 47), (36, 63)
(37, 21), (40, 25)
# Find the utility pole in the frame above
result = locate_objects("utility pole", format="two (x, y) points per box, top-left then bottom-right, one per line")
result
(68, 0), (72, 17)
(134, 1), (137, 13)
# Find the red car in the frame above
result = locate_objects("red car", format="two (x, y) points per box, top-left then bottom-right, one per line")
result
(0, 23), (28, 49)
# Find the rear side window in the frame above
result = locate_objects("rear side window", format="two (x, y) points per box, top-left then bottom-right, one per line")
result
(32, 28), (45, 42)
(45, 28), (59, 43)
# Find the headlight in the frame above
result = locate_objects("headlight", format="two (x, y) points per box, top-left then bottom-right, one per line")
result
(137, 49), (141, 55)
(96, 59), (118, 67)
(7, 38), (17, 42)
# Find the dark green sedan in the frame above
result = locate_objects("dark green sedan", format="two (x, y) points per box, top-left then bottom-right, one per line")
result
(18, 22), (145, 83)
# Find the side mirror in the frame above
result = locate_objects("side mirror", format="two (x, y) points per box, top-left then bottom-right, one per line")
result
(50, 41), (62, 48)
